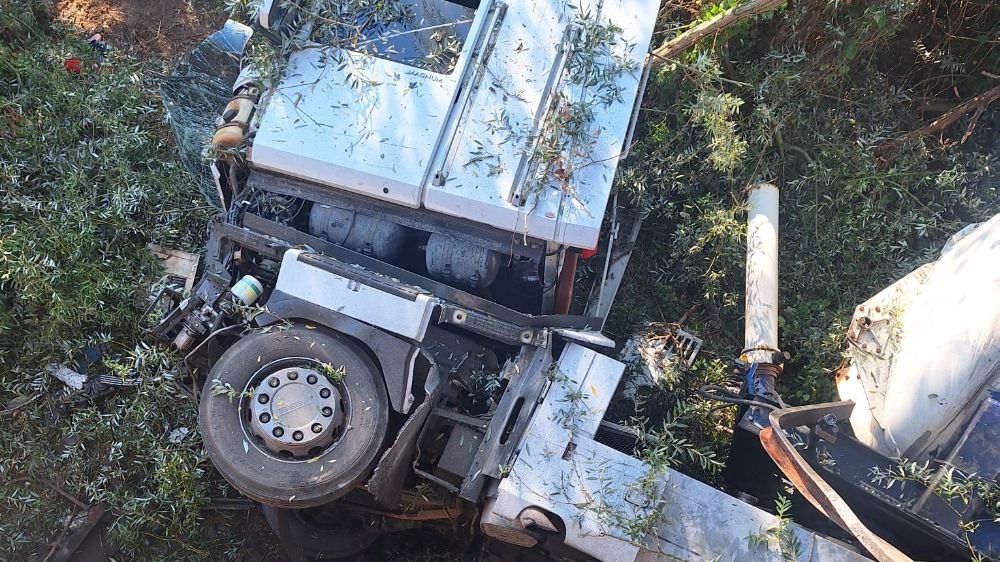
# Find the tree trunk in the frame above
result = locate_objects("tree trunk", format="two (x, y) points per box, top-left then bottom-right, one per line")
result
(652, 0), (786, 64)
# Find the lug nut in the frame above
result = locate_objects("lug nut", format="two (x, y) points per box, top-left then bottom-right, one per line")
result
(272, 427), (284, 438)
(258, 393), (269, 404)
(307, 374), (317, 384)
(259, 413), (271, 423)
(320, 388), (331, 399)
(321, 406), (333, 417)
(287, 371), (298, 381)
(311, 423), (323, 434)
(292, 431), (304, 441)
(269, 377), (280, 388)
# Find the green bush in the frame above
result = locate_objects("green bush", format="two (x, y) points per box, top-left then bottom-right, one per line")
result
(610, 0), (998, 409)
(0, 3), (225, 558)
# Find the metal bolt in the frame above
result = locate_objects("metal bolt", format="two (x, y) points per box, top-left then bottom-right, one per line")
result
(311, 423), (323, 434)
(268, 377), (280, 388)
(320, 388), (331, 399)
(287, 371), (298, 381)
(259, 413), (271, 423)
(292, 431), (304, 442)
(307, 374), (317, 384)
(321, 406), (333, 417)
(258, 393), (269, 404)
(272, 427), (284, 438)
(862, 344), (868, 350)
(822, 414), (839, 427)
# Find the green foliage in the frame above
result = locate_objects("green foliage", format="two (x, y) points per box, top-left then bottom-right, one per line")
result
(611, 0), (998, 408)
(0, 4), (224, 559)
(637, 400), (725, 474)
(608, 348), (736, 484)
(0, 5), (210, 371)
(871, 460), (1000, 537)
(747, 494), (803, 561)
(1, 345), (239, 559)
(317, 361), (346, 383)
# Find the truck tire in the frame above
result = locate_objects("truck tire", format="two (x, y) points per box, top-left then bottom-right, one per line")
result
(200, 325), (389, 508)
(263, 505), (379, 560)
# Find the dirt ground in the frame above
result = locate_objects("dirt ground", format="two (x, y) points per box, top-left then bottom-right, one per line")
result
(54, 0), (223, 58)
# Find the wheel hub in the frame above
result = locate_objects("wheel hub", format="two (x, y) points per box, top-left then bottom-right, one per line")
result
(249, 366), (345, 458)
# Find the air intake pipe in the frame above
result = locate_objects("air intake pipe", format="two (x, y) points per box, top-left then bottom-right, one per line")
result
(743, 183), (785, 402)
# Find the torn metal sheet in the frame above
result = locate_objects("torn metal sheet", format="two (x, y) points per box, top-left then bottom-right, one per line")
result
(837, 214), (1000, 459)
(618, 324), (702, 398)
(46, 364), (87, 390)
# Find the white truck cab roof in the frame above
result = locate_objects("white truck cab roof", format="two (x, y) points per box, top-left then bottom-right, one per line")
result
(249, 0), (657, 249)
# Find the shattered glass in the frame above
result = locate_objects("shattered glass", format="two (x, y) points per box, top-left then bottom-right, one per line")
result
(161, 20), (252, 207)
(316, 0), (476, 74)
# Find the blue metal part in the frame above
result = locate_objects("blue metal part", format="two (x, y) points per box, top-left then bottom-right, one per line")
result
(744, 363), (757, 395)
(921, 392), (1000, 554)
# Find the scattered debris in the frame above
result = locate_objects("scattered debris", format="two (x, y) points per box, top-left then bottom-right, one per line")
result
(619, 323), (703, 398)
(44, 505), (106, 562)
(148, 244), (200, 293)
(62, 57), (82, 74)
(87, 32), (108, 59)
(167, 427), (190, 444)
(45, 364), (87, 390)
(0, 395), (42, 417)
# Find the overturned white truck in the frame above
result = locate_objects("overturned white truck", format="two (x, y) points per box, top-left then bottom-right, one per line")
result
(154, 1), (998, 561)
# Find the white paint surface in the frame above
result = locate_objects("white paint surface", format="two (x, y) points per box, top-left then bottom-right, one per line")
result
(839, 214), (1000, 457)
(488, 344), (870, 561)
(744, 183), (780, 362)
(250, 0), (657, 248)
(274, 249), (436, 341)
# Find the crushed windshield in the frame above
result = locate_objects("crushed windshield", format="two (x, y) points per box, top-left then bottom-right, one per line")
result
(317, 0), (478, 74)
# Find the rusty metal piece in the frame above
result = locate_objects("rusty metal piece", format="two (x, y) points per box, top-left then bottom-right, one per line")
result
(35, 477), (89, 511)
(759, 401), (913, 562)
(754, 361), (783, 379)
(554, 250), (579, 315)
(45, 505), (105, 562)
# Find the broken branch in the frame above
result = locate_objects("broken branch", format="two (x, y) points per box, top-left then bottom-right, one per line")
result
(651, 0), (786, 64)
(879, 84), (1000, 154)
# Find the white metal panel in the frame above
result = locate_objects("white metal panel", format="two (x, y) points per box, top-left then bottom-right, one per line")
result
(274, 250), (436, 341)
(491, 343), (646, 561)
(639, 468), (872, 562)
(489, 343), (870, 561)
(249, 1), (657, 247)
(250, 3), (492, 208)
(839, 214), (1000, 457)
(423, 0), (658, 248)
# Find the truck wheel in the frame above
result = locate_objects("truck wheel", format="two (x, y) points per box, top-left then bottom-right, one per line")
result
(200, 325), (389, 508)
(263, 505), (379, 560)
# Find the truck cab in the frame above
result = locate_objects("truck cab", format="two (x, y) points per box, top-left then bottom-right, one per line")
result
(154, 2), (870, 560)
